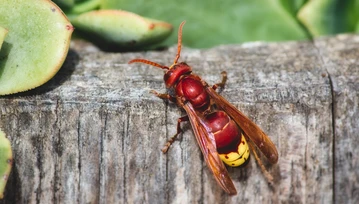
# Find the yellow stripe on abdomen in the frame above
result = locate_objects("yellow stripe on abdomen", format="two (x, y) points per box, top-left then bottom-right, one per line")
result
(219, 135), (250, 167)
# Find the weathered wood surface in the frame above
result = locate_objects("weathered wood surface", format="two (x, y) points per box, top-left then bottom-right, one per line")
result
(0, 34), (358, 204)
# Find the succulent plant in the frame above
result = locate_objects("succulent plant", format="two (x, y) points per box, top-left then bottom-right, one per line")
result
(0, 0), (73, 95)
(0, 26), (8, 49)
(0, 129), (12, 199)
(53, 0), (101, 14)
(71, 10), (173, 51)
(298, 0), (356, 36)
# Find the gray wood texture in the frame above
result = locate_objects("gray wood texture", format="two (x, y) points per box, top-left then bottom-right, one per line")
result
(0, 34), (358, 204)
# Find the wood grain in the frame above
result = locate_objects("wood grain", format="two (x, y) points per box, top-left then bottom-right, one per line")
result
(0, 35), (358, 203)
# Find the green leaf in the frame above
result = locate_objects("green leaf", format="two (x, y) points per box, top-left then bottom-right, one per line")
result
(0, 129), (12, 199)
(298, 0), (358, 36)
(279, 0), (307, 16)
(0, 0), (73, 95)
(100, 0), (308, 48)
(53, 0), (75, 9)
(0, 27), (8, 50)
(66, 0), (101, 15)
(72, 10), (173, 50)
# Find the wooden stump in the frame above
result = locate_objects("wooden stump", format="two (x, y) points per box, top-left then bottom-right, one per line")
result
(0, 34), (358, 203)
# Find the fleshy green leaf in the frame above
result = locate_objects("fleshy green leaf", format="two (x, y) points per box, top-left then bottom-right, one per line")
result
(53, 0), (75, 9)
(0, 129), (12, 199)
(0, 27), (8, 50)
(298, 0), (358, 36)
(279, 0), (307, 16)
(72, 10), (173, 50)
(0, 0), (74, 95)
(67, 0), (101, 15)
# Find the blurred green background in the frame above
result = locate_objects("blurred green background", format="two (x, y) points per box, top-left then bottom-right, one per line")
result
(55, 0), (359, 48)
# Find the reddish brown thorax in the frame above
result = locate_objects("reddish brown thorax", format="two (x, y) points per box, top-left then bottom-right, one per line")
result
(175, 76), (210, 111)
(164, 62), (192, 88)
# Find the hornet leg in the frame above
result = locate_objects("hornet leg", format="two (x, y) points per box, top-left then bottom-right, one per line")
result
(212, 71), (227, 91)
(162, 115), (189, 153)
